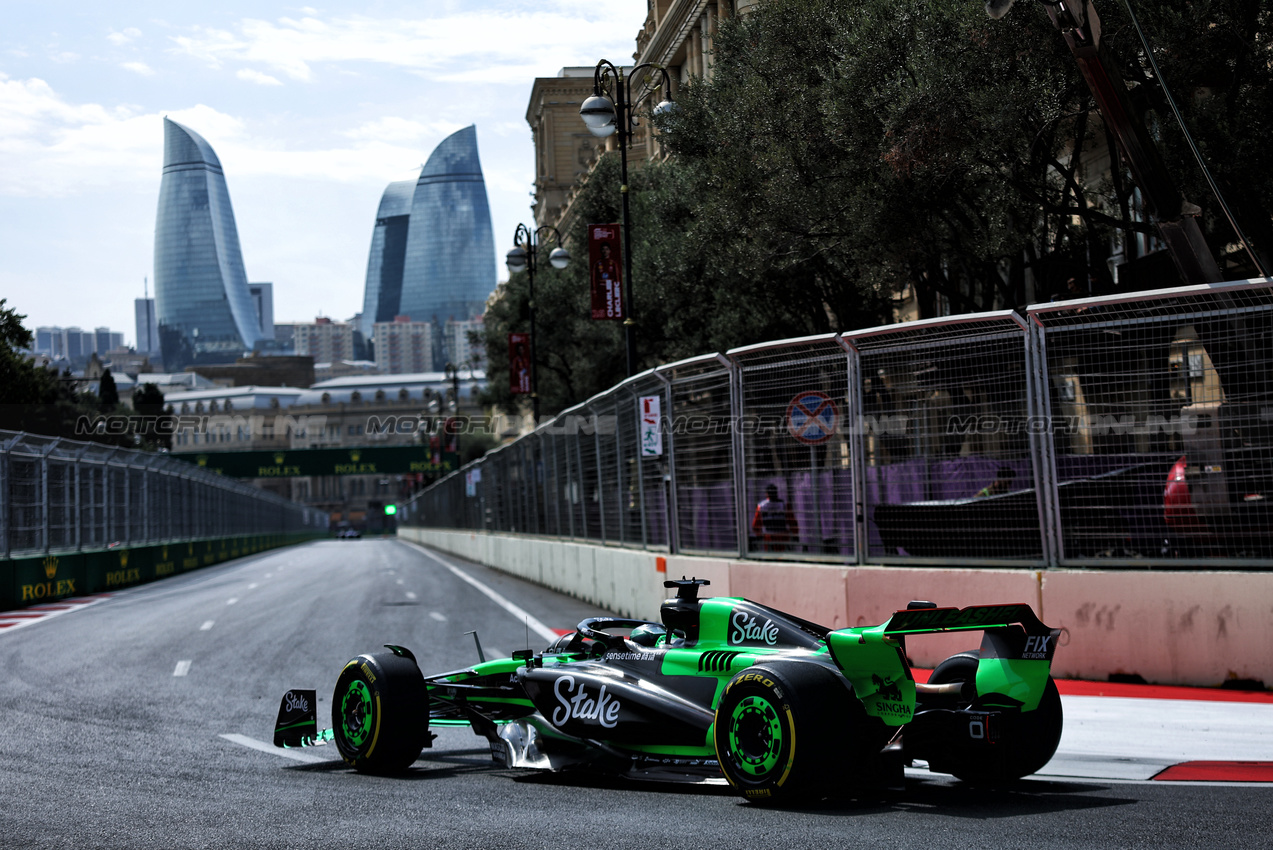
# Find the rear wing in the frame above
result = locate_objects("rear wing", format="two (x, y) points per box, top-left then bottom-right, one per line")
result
(884, 603), (1052, 636)
(884, 604), (1061, 663)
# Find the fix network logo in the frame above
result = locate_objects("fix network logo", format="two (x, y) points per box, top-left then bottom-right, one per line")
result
(1021, 635), (1055, 660)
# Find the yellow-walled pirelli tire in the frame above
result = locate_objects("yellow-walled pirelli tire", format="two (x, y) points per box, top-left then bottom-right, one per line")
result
(332, 651), (429, 774)
(713, 663), (856, 803)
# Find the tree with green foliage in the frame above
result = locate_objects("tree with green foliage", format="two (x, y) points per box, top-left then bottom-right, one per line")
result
(663, 0), (1271, 307)
(1, 299), (140, 446)
(484, 0), (1273, 420)
(131, 382), (173, 450)
(99, 369), (119, 408)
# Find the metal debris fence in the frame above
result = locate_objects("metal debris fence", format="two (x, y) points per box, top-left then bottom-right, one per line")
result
(406, 280), (1273, 567)
(1, 430), (327, 557)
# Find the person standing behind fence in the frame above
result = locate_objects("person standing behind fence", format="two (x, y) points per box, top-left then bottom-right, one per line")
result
(752, 484), (798, 551)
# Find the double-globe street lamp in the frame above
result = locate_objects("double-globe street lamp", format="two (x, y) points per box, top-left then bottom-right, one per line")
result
(506, 223), (570, 426)
(579, 60), (675, 378)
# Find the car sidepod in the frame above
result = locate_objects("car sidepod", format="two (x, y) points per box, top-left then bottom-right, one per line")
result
(518, 652), (718, 747)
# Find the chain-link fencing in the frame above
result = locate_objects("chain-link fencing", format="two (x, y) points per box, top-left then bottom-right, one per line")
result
(404, 279), (1273, 567)
(1, 430), (327, 558)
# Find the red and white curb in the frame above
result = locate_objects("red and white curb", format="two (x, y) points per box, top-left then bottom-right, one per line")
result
(0, 595), (112, 633)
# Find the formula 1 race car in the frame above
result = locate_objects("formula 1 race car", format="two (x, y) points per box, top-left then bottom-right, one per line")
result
(275, 578), (1063, 801)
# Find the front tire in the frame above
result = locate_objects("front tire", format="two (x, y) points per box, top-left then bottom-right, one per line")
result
(332, 650), (429, 774)
(713, 664), (860, 802)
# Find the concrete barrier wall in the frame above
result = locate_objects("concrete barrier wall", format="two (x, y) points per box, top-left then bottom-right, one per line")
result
(398, 527), (1273, 688)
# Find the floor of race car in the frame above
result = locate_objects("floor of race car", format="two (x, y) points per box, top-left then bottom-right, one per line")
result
(294, 681), (1273, 787)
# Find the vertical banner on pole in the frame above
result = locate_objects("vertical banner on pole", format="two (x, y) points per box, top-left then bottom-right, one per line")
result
(509, 333), (531, 394)
(639, 395), (663, 456)
(588, 224), (624, 320)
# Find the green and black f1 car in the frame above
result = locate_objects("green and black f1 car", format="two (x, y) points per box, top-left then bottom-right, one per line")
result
(275, 578), (1063, 801)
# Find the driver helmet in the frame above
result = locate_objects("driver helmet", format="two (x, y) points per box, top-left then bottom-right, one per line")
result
(628, 623), (667, 647)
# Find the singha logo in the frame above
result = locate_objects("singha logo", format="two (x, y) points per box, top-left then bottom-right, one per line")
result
(43, 556), (58, 579)
(872, 674), (903, 702)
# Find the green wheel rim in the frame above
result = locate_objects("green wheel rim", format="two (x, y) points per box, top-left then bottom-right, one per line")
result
(341, 679), (374, 747)
(728, 694), (783, 777)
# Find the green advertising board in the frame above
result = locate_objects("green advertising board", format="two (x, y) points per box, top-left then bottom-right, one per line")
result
(1, 532), (324, 610)
(173, 446), (459, 479)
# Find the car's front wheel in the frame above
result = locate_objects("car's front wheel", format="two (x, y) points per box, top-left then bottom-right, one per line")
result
(332, 649), (429, 774)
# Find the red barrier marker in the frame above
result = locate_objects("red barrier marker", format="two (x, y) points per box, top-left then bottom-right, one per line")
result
(1153, 761), (1273, 782)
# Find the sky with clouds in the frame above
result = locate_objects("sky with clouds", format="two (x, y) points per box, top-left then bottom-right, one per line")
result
(0, 1), (644, 346)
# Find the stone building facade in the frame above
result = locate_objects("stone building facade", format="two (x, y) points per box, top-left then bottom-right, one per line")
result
(527, 1), (757, 233)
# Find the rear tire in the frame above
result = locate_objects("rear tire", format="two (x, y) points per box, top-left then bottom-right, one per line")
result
(927, 652), (1063, 783)
(713, 663), (863, 802)
(332, 650), (429, 774)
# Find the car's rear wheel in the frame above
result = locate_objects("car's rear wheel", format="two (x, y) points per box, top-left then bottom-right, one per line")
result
(713, 663), (861, 802)
(927, 651), (1063, 784)
(332, 649), (429, 774)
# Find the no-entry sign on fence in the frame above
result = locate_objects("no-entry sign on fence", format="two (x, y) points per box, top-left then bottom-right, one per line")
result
(786, 390), (839, 445)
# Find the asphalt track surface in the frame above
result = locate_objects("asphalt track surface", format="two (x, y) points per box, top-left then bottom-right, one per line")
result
(1, 538), (1269, 850)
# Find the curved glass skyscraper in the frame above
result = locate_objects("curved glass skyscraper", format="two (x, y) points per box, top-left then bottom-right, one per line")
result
(361, 126), (496, 361)
(154, 118), (261, 371)
(358, 179), (416, 340)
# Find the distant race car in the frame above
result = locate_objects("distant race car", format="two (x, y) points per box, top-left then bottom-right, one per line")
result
(275, 578), (1063, 801)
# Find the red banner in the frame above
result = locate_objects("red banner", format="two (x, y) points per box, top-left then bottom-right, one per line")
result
(588, 223), (624, 321)
(509, 333), (531, 394)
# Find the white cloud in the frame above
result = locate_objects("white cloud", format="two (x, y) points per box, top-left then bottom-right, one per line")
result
(236, 68), (283, 86)
(107, 27), (143, 46)
(0, 76), (247, 196)
(122, 61), (154, 76)
(0, 74), (505, 197)
(342, 116), (457, 144)
(169, 7), (643, 84)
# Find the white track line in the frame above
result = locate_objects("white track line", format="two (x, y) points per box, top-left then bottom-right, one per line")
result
(219, 733), (324, 764)
(200, 620), (214, 631)
(173, 660), (192, 677)
(399, 541), (558, 642)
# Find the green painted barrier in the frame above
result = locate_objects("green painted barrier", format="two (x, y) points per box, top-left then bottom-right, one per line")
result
(0, 532), (325, 611)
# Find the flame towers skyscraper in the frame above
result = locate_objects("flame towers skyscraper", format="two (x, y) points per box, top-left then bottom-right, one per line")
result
(360, 125), (496, 365)
(154, 117), (261, 371)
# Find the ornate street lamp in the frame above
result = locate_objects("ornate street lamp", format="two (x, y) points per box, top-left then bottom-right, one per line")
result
(506, 223), (570, 426)
(580, 60), (675, 377)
